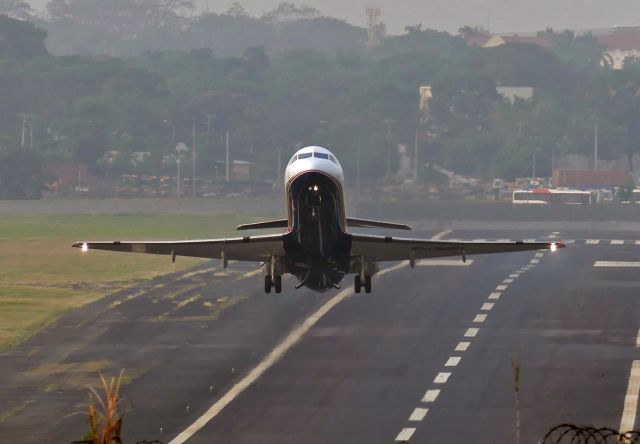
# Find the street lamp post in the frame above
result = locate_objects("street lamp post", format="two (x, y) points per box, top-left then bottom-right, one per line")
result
(532, 147), (541, 179)
(192, 118), (197, 198)
(384, 118), (396, 181)
(163, 120), (176, 144)
(175, 142), (188, 199)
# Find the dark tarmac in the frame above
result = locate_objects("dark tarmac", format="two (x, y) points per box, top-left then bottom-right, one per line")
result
(1, 227), (640, 444)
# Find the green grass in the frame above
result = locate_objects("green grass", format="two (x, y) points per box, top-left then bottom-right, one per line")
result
(0, 213), (262, 349)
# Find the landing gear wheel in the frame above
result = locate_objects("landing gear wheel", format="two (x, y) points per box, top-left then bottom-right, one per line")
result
(274, 275), (282, 294)
(264, 274), (272, 294)
(364, 275), (372, 294)
(354, 274), (362, 293)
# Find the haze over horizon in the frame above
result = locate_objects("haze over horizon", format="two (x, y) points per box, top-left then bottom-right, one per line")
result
(26, 0), (640, 34)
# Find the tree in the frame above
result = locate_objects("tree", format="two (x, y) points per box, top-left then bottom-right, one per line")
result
(0, 15), (47, 60)
(0, 0), (33, 20)
(0, 148), (43, 199)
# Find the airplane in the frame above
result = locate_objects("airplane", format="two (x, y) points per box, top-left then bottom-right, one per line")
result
(73, 146), (564, 294)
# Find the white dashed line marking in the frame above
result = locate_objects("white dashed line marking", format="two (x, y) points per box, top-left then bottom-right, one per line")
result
(422, 389), (440, 403)
(503, 278), (514, 284)
(565, 239), (576, 244)
(509, 274), (519, 278)
(586, 239), (600, 244)
(445, 357), (461, 367)
(455, 342), (470, 352)
(496, 285), (508, 291)
(611, 240), (625, 245)
(409, 407), (429, 422)
(473, 314), (487, 323)
(594, 261), (640, 268)
(488, 292), (501, 300)
(523, 239), (536, 243)
(548, 234), (557, 239)
(464, 328), (479, 337)
(636, 241), (640, 246)
(434, 372), (451, 384)
(395, 428), (416, 442)
(481, 302), (494, 311)
(496, 238), (511, 242)
(534, 252), (544, 258)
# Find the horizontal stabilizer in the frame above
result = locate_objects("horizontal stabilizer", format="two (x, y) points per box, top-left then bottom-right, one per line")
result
(237, 219), (288, 230)
(237, 218), (411, 231)
(347, 217), (411, 230)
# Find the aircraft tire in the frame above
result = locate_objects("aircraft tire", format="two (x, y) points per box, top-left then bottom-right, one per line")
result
(364, 275), (372, 294)
(354, 274), (361, 293)
(264, 274), (272, 294)
(274, 275), (282, 294)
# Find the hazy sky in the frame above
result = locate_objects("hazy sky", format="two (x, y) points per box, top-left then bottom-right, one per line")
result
(28, 0), (640, 34)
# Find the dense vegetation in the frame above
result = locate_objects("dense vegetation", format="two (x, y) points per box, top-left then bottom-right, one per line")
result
(1, 3), (640, 198)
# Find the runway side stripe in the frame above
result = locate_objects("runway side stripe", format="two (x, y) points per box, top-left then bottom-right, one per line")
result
(620, 360), (640, 434)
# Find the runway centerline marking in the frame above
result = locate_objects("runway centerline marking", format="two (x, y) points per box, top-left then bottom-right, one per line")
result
(395, 428), (416, 442)
(464, 328), (479, 337)
(530, 259), (540, 264)
(434, 372), (451, 384)
(489, 292), (501, 300)
(503, 278), (514, 284)
(481, 303), (494, 311)
(586, 239), (600, 244)
(445, 357), (461, 367)
(473, 314), (487, 323)
(455, 342), (470, 351)
(635, 240), (640, 246)
(620, 361), (640, 434)
(594, 261), (640, 268)
(422, 389), (440, 403)
(509, 274), (520, 278)
(409, 407), (429, 422)
(611, 240), (625, 245)
(496, 285), (508, 291)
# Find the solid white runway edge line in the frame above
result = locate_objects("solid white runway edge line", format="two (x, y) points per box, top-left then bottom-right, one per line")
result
(169, 262), (409, 444)
(620, 360), (640, 434)
(594, 261), (640, 268)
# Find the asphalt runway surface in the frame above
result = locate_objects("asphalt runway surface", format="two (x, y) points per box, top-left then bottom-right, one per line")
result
(1, 226), (640, 443)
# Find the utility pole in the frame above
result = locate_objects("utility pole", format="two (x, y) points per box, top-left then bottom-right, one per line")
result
(225, 130), (230, 182)
(19, 113), (28, 149)
(205, 113), (215, 150)
(192, 119), (197, 198)
(384, 118), (395, 181)
(594, 124), (599, 170)
(413, 129), (419, 181)
(163, 120), (175, 144)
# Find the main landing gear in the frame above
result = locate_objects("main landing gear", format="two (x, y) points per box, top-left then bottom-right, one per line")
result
(264, 274), (282, 294)
(354, 274), (371, 294)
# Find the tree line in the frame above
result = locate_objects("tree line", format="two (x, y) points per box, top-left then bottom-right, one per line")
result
(1, 9), (640, 198)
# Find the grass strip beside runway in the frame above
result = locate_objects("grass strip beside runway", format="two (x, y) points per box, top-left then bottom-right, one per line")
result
(0, 213), (259, 349)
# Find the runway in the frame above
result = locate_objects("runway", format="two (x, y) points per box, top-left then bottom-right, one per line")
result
(1, 227), (640, 443)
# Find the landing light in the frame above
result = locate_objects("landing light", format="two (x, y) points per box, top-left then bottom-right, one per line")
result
(313, 185), (319, 192)
(82, 243), (88, 253)
(550, 242), (557, 252)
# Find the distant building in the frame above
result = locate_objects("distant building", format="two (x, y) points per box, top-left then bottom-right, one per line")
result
(497, 86), (534, 103)
(465, 34), (554, 49)
(599, 32), (640, 69)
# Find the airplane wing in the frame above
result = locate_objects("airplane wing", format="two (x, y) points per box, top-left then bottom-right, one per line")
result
(350, 234), (563, 263)
(72, 233), (285, 262)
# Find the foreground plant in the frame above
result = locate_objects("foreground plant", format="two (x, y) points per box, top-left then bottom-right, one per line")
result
(78, 369), (125, 444)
